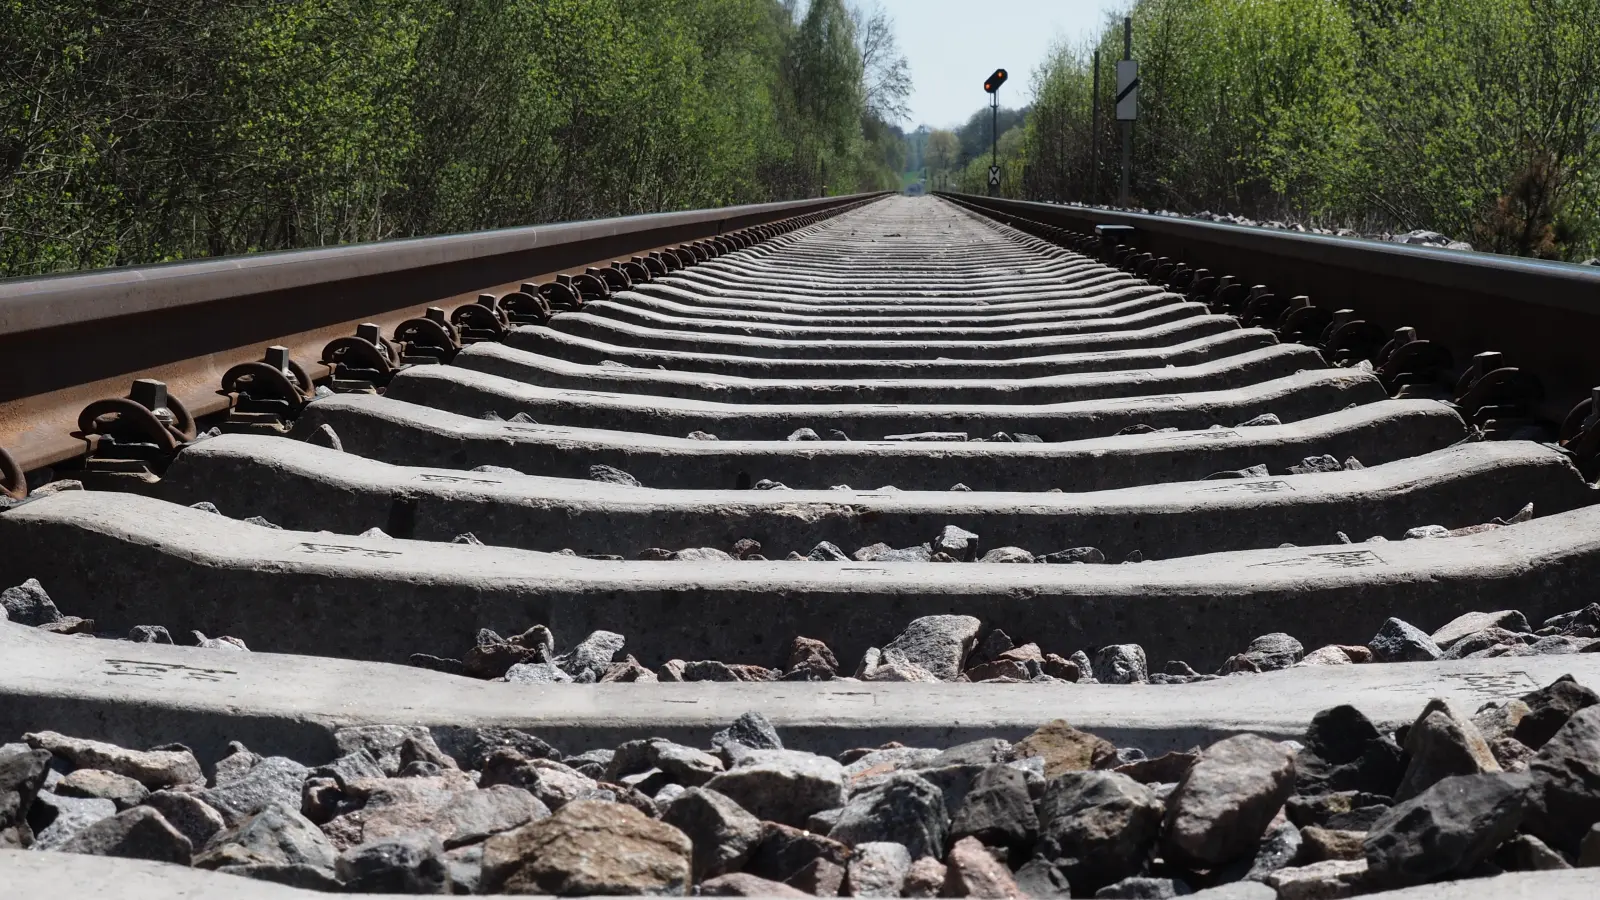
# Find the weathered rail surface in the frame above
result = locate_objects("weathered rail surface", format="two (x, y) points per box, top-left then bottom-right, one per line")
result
(2, 194), (1600, 898)
(0, 192), (881, 481)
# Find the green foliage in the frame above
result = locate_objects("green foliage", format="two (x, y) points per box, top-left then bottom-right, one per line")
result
(1008, 0), (1600, 261)
(1, 0), (907, 275)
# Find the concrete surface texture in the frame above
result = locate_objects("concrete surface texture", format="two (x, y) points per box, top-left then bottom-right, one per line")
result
(5, 489), (1600, 670)
(3, 621), (1598, 766)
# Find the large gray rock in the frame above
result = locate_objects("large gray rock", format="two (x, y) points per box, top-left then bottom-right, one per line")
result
(55, 768), (148, 810)
(333, 725), (455, 777)
(1295, 705), (1405, 797)
(1262, 859), (1367, 899)
(907, 762), (984, 820)
(1092, 644), (1149, 684)
(1013, 858), (1074, 898)
(433, 784), (547, 847)
(1164, 734), (1296, 868)
(0, 745), (52, 842)
(949, 763), (1037, 849)
(1223, 633), (1303, 672)
(140, 790), (225, 849)
(310, 748), (387, 787)
(201, 755), (309, 825)
(430, 726), (561, 769)
(1036, 771), (1164, 893)
(480, 800), (692, 896)
(927, 738), (1011, 769)
(1525, 705), (1600, 853)
(504, 662), (572, 684)
(0, 578), (62, 625)
(747, 822), (851, 884)
(859, 647), (942, 682)
(1431, 610), (1529, 648)
(480, 754), (597, 811)
(980, 546), (1035, 564)
(321, 774), (481, 849)
(30, 792), (115, 849)
(609, 738), (723, 788)
(845, 747), (941, 782)
(1515, 675), (1599, 750)
(555, 630), (626, 682)
(846, 841), (912, 897)
(1368, 618), (1442, 662)
(661, 787), (763, 880)
(193, 802), (338, 871)
(1364, 772), (1530, 888)
(712, 712), (784, 753)
(23, 731), (202, 789)
(829, 773), (947, 860)
(58, 806), (191, 864)
(588, 464), (641, 486)
(704, 749), (845, 827)
(934, 525), (979, 557)
(854, 542), (934, 563)
(807, 541), (850, 562)
(336, 832), (452, 894)
(880, 615), (982, 681)
(1395, 700), (1500, 802)
(213, 741), (263, 785)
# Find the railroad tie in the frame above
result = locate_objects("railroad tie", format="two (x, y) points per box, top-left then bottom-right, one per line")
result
(3, 195), (1600, 898)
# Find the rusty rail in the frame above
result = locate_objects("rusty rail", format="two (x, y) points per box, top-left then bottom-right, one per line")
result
(941, 193), (1600, 426)
(0, 193), (885, 484)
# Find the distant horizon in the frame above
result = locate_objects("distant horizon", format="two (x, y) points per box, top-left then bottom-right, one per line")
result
(875, 0), (1128, 131)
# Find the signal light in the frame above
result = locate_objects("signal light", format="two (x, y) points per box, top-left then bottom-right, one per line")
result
(984, 69), (1008, 93)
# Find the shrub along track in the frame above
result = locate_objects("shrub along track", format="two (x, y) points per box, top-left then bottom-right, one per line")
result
(1, 194), (1599, 897)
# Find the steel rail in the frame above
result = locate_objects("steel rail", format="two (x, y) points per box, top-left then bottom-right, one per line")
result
(940, 192), (1600, 422)
(0, 193), (885, 478)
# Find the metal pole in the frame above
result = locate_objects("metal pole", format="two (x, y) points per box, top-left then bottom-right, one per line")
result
(989, 92), (999, 196)
(1090, 51), (1100, 203)
(1120, 18), (1132, 208)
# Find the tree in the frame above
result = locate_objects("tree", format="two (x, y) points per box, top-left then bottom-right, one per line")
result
(853, 2), (911, 123)
(925, 129), (961, 177)
(1003, 0), (1600, 260)
(1, 0), (916, 274)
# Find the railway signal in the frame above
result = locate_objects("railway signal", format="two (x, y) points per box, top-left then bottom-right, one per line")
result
(984, 69), (1007, 195)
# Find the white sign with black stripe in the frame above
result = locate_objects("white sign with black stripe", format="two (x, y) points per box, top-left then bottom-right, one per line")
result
(988, 166), (1001, 187)
(1116, 60), (1139, 121)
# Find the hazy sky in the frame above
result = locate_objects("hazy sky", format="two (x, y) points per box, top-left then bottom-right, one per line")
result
(875, 0), (1129, 130)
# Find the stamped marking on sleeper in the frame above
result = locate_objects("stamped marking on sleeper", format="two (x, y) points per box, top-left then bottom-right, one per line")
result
(1251, 549), (1383, 570)
(103, 659), (238, 683)
(1437, 671), (1541, 700)
(417, 473), (503, 486)
(1194, 480), (1294, 495)
(296, 542), (403, 559)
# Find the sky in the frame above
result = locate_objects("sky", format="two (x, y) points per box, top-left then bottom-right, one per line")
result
(875, 0), (1129, 131)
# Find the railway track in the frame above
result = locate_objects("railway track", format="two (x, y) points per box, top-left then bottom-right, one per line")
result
(2, 194), (1599, 897)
